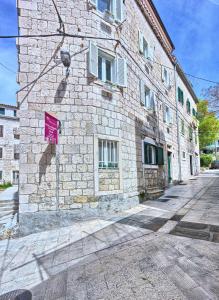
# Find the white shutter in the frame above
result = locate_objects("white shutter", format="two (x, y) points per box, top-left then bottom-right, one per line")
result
(115, 0), (124, 23)
(89, 41), (98, 77)
(150, 91), (155, 111)
(169, 108), (174, 124)
(168, 72), (172, 88)
(163, 103), (167, 122)
(147, 46), (154, 62)
(161, 66), (165, 82)
(116, 57), (127, 87)
(140, 80), (145, 106)
(138, 30), (144, 54)
(89, 0), (97, 7)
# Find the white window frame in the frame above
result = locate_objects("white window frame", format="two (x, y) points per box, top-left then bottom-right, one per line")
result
(98, 139), (118, 169)
(98, 50), (115, 83)
(89, 42), (127, 87)
(90, 0), (124, 23)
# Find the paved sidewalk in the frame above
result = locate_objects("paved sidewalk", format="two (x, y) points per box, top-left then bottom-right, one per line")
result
(0, 174), (218, 299)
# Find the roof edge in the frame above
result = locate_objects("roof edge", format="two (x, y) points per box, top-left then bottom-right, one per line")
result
(176, 64), (199, 104)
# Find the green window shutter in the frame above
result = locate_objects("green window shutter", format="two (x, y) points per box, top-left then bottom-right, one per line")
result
(181, 90), (184, 105)
(178, 87), (181, 102)
(144, 143), (149, 164)
(157, 147), (164, 165)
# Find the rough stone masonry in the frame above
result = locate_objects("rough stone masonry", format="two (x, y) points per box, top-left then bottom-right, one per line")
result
(16, 0), (200, 234)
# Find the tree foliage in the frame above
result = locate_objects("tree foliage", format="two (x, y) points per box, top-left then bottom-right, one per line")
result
(197, 100), (219, 149)
(200, 154), (213, 167)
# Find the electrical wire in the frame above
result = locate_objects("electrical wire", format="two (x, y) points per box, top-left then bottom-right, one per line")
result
(1, 32), (218, 85)
(18, 0), (66, 108)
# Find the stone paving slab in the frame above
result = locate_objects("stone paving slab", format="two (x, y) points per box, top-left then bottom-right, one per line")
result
(0, 172), (219, 299)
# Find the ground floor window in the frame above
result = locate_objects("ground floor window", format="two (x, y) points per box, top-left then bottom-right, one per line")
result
(13, 171), (19, 184)
(0, 171), (2, 181)
(99, 139), (118, 169)
(144, 142), (164, 165)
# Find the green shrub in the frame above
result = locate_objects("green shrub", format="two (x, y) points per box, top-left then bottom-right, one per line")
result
(200, 154), (213, 167)
(0, 182), (12, 189)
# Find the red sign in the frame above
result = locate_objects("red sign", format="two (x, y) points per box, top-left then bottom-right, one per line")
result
(45, 112), (59, 144)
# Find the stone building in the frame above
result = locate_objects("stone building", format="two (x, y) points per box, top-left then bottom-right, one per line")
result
(0, 104), (19, 184)
(17, 0), (199, 233)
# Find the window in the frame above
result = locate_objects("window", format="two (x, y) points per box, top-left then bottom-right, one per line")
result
(0, 171), (2, 181)
(162, 66), (171, 87)
(99, 139), (118, 168)
(0, 148), (2, 159)
(97, 0), (112, 12)
(181, 119), (185, 135)
(98, 51), (115, 83)
(14, 110), (17, 117)
(89, 42), (127, 87)
(186, 99), (191, 114)
(189, 127), (193, 141)
(90, 0), (124, 23)
(163, 105), (172, 124)
(14, 153), (20, 160)
(140, 81), (155, 110)
(178, 87), (184, 105)
(138, 31), (154, 62)
(182, 152), (186, 159)
(144, 143), (164, 165)
(0, 108), (5, 115)
(192, 108), (197, 118)
(0, 126), (3, 137)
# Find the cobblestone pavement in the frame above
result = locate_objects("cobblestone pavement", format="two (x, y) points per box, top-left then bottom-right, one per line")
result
(0, 171), (219, 299)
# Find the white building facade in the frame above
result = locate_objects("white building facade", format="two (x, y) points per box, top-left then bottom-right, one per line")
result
(17, 0), (199, 234)
(0, 104), (19, 184)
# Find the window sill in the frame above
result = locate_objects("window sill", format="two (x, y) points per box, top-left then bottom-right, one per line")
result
(95, 80), (119, 92)
(143, 164), (158, 169)
(99, 168), (119, 171)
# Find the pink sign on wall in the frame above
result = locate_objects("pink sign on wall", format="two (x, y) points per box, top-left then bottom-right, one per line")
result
(45, 112), (59, 144)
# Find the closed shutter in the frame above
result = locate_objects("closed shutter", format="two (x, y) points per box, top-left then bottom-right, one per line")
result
(89, 41), (98, 77)
(157, 147), (164, 165)
(116, 57), (127, 87)
(150, 91), (155, 111)
(90, 0), (97, 6)
(115, 0), (124, 22)
(169, 108), (174, 124)
(140, 80), (145, 106)
(147, 46), (154, 62)
(144, 143), (149, 164)
(161, 66), (165, 82)
(138, 30), (144, 54)
(168, 72), (171, 88)
(163, 103), (167, 122)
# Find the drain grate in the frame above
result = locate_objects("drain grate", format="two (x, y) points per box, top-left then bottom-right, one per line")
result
(164, 195), (179, 199)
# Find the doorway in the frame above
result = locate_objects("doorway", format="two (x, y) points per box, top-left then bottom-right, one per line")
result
(167, 152), (172, 183)
(190, 155), (193, 176)
(13, 171), (19, 185)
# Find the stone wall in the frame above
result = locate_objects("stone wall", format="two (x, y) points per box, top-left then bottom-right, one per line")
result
(0, 116), (19, 184)
(16, 0), (199, 233)
(99, 169), (120, 192)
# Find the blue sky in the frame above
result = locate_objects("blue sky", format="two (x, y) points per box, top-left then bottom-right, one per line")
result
(0, 0), (219, 105)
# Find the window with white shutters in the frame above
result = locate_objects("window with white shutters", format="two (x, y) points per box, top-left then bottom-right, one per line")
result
(99, 139), (118, 169)
(89, 42), (127, 87)
(140, 81), (155, 111)
(90, 0), (124, 23)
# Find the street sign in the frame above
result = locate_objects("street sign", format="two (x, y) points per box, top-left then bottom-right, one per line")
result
(45, 112), (59, 144)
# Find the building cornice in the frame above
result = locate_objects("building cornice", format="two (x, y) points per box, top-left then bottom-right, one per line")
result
(0, 103), (18, 110)
(136, 0), (175, 58)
